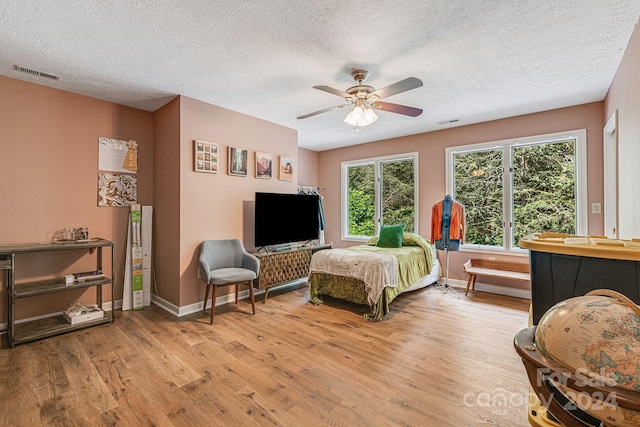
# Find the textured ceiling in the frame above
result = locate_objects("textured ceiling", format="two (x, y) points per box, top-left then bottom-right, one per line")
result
(1, 1), (639, 151)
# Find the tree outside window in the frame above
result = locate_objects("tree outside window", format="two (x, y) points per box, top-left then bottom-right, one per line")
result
(344, 154), (417, 239)
(448, 131), (586, 251)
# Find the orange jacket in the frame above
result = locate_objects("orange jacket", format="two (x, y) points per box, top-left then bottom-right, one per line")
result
(431, 199), (465, 243)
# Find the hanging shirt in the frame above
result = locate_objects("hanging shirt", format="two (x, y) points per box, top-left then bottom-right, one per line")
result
(431, 197), (465, 249)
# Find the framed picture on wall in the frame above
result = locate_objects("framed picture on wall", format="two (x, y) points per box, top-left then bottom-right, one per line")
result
(193, 140), (218, 173)
(255, 152), (272, 179)
(228, 146), (248, 176)
(279, 155), (294, 181)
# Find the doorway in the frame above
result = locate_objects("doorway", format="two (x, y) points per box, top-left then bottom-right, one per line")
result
(603, 110), (618, 238)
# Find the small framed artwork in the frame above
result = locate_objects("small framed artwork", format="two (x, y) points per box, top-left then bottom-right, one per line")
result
(228, 146), (248, 176)
(279, 155), (294, 181)
(255, 152), (272, 179)
(194, 140), (218, 173)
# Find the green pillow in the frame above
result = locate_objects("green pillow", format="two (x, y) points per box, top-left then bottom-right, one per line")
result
(376, 224), (405, 248)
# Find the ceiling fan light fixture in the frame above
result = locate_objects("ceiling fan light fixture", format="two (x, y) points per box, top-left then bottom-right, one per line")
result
(344, 105), (377, 127)
(362, 106), (378, 125)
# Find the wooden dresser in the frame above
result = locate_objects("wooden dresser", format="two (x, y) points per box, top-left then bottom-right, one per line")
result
(254, 244), (332, 301)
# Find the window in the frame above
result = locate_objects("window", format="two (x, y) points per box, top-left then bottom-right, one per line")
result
(446, 130), (587, 252)
(342, 153), (418, 240)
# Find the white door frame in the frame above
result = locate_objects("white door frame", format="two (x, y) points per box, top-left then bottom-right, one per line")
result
(603, 109), (618, 238)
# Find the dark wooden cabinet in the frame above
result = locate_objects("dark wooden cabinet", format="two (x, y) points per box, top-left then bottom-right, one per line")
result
(253, 244), (331, 301)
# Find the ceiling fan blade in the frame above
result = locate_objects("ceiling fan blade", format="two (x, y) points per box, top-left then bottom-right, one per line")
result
(369, 77), (423, 100)
(373, 102), (423, 117)
(313, 85), (351, 98)
(297, 104), (349, 120)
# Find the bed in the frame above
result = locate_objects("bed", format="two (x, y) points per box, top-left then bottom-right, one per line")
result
(308, 233), (440, 321)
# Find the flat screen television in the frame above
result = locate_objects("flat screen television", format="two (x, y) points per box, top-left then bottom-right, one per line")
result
(255, 192), (319, 248)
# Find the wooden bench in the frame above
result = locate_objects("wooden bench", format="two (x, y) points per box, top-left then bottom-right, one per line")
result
(463, 259), (530, 296)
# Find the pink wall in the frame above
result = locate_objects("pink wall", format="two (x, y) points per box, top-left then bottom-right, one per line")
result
(175, 96), (298, 307)
(605, 19), (640, 239)
(297, 148), (321, 187)
(152, 97), (182, 306)
(0, 75), (154, 319)
(317, 102), (605, 288)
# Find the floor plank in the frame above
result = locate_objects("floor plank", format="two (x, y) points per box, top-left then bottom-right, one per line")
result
(1, 285), (531, 426)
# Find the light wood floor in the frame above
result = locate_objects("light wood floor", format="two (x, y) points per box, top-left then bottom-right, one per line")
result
(1, 284), (532, 426)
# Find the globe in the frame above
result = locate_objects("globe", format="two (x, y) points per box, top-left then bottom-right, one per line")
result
(534, 289), (640, 426)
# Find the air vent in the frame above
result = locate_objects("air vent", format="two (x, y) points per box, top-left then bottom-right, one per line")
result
(437, 119), (460, 125)
(12, 64), (60, 81)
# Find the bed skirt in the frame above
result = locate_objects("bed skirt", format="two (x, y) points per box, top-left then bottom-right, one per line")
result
(308, 260), (440, 321)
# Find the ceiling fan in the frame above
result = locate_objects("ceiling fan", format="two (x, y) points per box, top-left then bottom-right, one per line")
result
(297, 69), (423, 128)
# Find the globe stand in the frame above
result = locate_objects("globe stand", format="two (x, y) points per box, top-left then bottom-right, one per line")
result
(514, 326), (640, 427)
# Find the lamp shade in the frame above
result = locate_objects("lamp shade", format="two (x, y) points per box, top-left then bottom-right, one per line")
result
(344, 105), (378, 127)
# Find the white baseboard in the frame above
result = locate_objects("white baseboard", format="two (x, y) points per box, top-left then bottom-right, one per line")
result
(151, 288), (263, 318)
(436, 278), (531, 300)
(0, 279), (530, 334)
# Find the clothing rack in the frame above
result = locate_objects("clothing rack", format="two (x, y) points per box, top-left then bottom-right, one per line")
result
(297, 185), (324, 194)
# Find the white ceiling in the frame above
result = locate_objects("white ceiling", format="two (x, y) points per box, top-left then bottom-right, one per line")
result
(1, 1), (639, 151)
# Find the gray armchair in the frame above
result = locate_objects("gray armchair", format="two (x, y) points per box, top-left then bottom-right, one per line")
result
(198, 239), (259, 323)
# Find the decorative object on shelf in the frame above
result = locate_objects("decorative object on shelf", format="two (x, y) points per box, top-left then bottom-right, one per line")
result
(255, 151), (272, 179)
(228, 146), (248, 176)
(78, 227), (89, 240)
(64, 302), (104, 325)
(193, 139), (218, 173)
(97, 172), (137, 206)
(279, 155), (294, 181)
(52, 227), (90, 242)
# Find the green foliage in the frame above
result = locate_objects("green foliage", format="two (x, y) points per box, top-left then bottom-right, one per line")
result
(348, 188), (375, 236)
(454, 149), (504, 245)
(512, 141), (576, 245)
(382, 160), (415, 232)
(347, 159), (416, 237)
(453, 140), (576, 248)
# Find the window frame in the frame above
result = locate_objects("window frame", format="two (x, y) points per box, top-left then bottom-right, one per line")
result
(445, 130), (588, 254)
(341, 152), (419, 242)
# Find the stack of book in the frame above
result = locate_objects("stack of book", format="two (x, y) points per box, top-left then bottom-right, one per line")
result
(73, 270), (105, 281)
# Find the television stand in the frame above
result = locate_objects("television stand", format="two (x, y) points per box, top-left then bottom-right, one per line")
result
(253, 244), (332, 302)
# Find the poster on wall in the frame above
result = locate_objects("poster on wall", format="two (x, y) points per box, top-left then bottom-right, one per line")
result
(98, 137), (139, 174)
(193, 140), (218, 173)
(255, 152), (272, 179)
(279, 155), (294, 181)
(228, 146), (248, 176)
(97, 173), (137, 206)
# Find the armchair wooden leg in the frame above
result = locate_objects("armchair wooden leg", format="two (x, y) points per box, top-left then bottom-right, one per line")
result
(203, 285), (210, 314)
(235, 284), (239, 304)
(210, 285), (218, 324)
(248, 280), (256, 315)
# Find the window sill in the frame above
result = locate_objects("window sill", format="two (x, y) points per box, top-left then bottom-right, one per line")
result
(458, 246), (529, 258)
